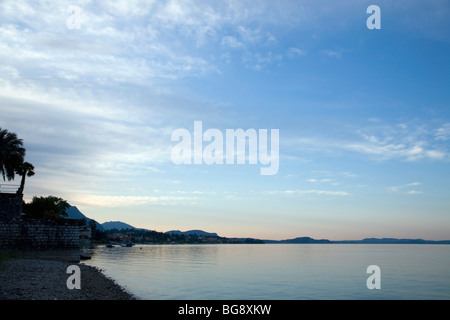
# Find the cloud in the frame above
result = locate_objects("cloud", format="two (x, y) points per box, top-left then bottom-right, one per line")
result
(266, 190), (351, 197)
(2, 0), (449, 212)
(76, 194), (194, 207)
(346, 124), (448, 161)
(0, 2), (218, 86)
(307, 178), (332, 183)
(388, 182), (423, 195)
(236, 26), (276, 46)
(288, 121), (449, 162)
(287, 47), (306, 58)
(3, 0), (444, 86)
(406, 190), (423, 195)
(342, 171), (357, 178)
(242, 51), (283, 70)
(221, 35), (244, 49)
(435, 123), (450, 141)
(0, 0), (329, 100)
(321, 50), (345, 58)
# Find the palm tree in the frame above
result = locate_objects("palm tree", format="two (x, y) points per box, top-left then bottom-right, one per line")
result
(16, 162), (35, 195)
(0, 128), (26, 181)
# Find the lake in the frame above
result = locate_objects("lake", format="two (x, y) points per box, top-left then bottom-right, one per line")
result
(81, 244), (450, 300)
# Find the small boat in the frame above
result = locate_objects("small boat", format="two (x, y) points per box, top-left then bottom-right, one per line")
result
(80, 253), (91, 260)
(122, 243), (134, 247)
(106, 244), (114, 248)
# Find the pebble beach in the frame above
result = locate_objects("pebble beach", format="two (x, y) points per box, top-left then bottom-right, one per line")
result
(0, 257), (135, 300)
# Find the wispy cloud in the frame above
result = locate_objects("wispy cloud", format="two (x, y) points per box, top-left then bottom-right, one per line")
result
(346, 124), (448, 161)
(435, 123), (450, 141)
(307, 178), (332, 183)
(406, 190), (423, 195)
(76, 194), (195, 207)
(1, 0), (449, 226)
(287, 47), (306, 58)
(388, 182), (423, 195)
(265, 189), (351, 197)
(321, 49), (347, 58)
(288, 121), (449, 162)
(221, 35), (244, 49)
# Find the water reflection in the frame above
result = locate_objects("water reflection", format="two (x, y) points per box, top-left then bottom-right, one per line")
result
(82, 244), (450, 300)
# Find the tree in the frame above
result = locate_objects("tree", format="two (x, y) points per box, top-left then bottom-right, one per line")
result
(15, 162), (35, 195)
(22, 196), (70, 219)
(0, 128), (26, 181)
(89, 219), (107, 241)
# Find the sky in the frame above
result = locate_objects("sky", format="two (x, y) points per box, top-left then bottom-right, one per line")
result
(1, 0), (449, 241)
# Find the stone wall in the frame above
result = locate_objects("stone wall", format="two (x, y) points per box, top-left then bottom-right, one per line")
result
(0, 218), (80, 249)
(0, 193), (23, 221)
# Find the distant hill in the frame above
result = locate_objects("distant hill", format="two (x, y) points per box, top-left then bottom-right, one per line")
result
(285, 237), (331, 244)
(165, 230), (219, 237)
(102, 221), (139, 231)
(64, 213), (450, 245)
(65, 206), (104, 231)
(333, 238), (450, 244)
(266, 236), (331, 244)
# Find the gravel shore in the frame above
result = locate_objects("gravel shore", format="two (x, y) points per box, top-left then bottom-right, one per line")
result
(0, 257), (136, 300)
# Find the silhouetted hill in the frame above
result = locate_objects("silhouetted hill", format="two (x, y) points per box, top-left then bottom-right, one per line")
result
(286, 237), (331, 243)
(266, 236), (331, 244)
(102, 221), (139, 231)
(68, 215), (450, 245)
(165, 230), (219, 237)
(333, 238), (450, 244)
(65, 206), (104, 231)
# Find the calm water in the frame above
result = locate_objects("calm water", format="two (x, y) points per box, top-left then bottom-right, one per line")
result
(82, 244), (450, 300)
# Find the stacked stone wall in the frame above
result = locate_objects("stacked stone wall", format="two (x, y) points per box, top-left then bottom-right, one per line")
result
(0, 218), (80, 249)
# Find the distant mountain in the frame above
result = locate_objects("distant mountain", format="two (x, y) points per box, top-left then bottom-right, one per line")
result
(65, 213), (450, 245)
(266, 236), (331, 244)
(102, 221), (139, 231)
(65, 206), (104, 231)
(333, 238), (450, 244)
(165, 230), (219, 237)
(286, 237), (331, 244)
(264, 236), (450, 244)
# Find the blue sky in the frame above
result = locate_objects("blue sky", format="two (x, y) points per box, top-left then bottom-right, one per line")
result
(1, 0), (449, 240)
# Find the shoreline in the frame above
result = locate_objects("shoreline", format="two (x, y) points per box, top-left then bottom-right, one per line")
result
(0, 256), (136, 300)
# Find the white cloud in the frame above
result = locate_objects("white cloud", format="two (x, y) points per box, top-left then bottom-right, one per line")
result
(286, 120), (449, 163)
(406, 190), (423, 195)
(221, 35), (244, 49)
(435, 123), (450, 141)
(0, 2), (218, 86)
(2, 0), (448, 211)
(236, 26), (276, 46)
(5, 0), (441, 84)
(348, 125), (448, 161)
(77, 194), (193, 207)
(321, 49), (347, 58)
(266, 189), (351, 197)
(388, 182), (423, 195)
(342, 171), (357, 178)
(287, 47), (306, 58)
(307, 178), (332, 183)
